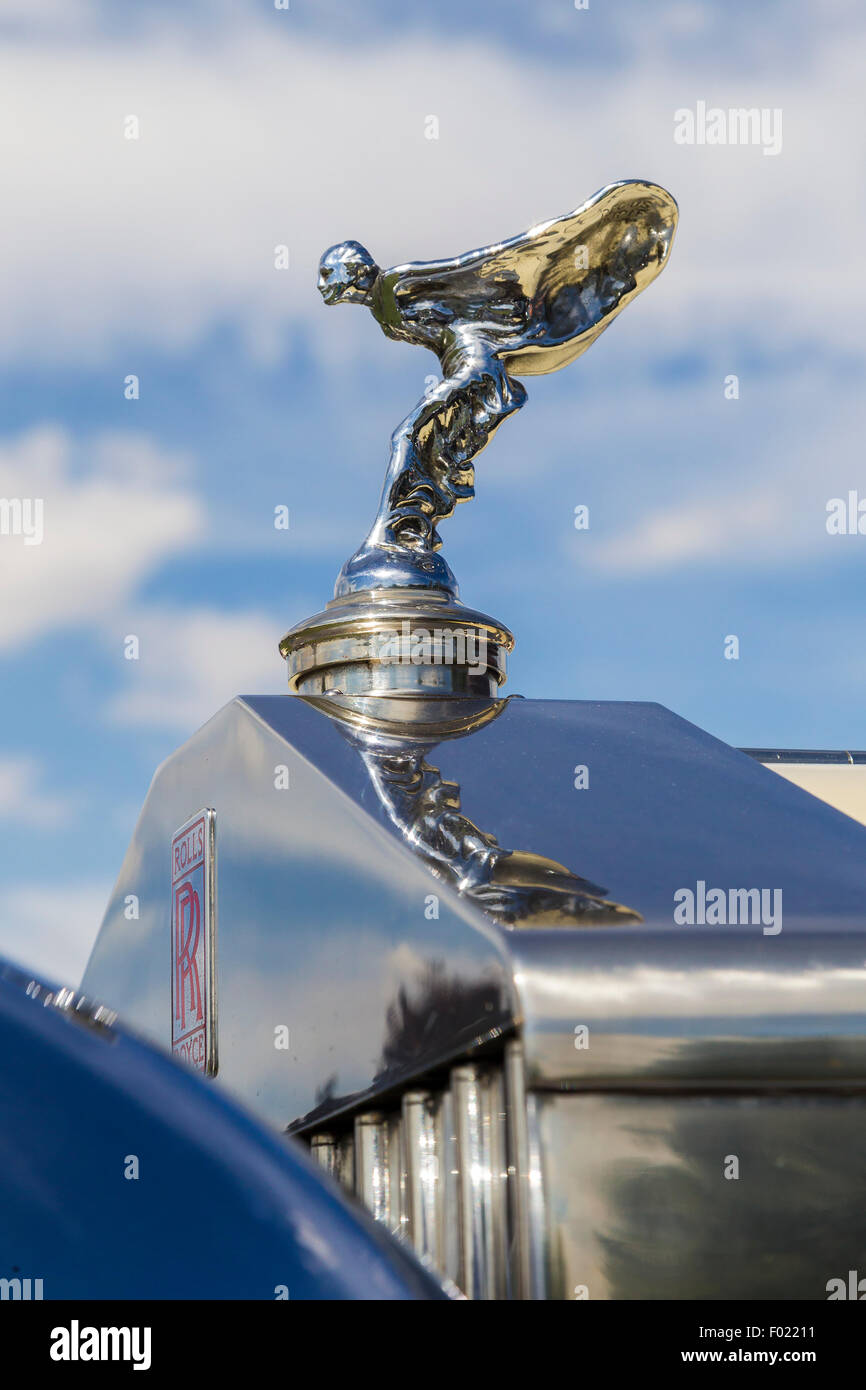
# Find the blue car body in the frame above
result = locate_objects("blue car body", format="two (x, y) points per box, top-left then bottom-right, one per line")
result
(0, 961), (445, 1300)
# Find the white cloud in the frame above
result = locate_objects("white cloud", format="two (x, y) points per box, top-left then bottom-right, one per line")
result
(0, 756), (73, 825)
(0, 427), (202, 650)
(0, 16), (864, 364)
(0, 880), (109, 985)
(569, 373), (866, 575)
(0, 0), (97, 25)
(105, 606), (285, 732)
(588, 488), (782, 574)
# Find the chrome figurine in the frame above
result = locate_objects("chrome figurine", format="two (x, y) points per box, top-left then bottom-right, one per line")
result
(282, 181), (677, 699)
(318, 180), (678, 598)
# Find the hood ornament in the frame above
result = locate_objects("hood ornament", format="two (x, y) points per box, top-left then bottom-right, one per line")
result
(281, 180), (677, 702)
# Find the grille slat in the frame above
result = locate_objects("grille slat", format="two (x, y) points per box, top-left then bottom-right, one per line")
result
(309, 1046), (529, 1298)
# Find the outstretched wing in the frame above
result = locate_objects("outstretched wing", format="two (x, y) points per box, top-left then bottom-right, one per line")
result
(381, 181), (677, 374)
(488, 180), (677, 373)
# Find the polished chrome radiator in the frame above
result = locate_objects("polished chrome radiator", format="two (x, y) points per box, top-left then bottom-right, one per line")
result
(307, 1040), (540, 1299)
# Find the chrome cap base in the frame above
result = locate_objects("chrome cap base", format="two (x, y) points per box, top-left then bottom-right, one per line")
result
(279, 588), (513, 697)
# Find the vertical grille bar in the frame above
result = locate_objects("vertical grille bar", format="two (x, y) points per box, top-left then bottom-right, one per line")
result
(402, 1090), (442, 1266)
(505, 1040), (546, 1299)
(436, 1088), (461, 1287)
(310, 1133), (336, 1176)
(354, 1113), (391, 1225)
(309, 1130), (356, 1189)
(452, 1063), (509, 1299)
(354, 1112), (407, 1238)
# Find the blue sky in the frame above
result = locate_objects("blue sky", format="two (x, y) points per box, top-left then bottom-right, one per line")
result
(1, 0), (864, 981)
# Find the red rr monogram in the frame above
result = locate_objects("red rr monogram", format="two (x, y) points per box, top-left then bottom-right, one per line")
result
(174, 879), (202, 1031)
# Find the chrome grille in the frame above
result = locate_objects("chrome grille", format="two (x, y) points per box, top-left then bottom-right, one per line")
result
(308, 1041), (538, 1299)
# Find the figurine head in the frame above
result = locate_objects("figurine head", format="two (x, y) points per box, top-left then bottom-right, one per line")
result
(317, 241), (378, 306)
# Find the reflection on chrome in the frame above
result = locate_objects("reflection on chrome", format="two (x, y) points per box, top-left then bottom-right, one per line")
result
(312, 693), (642, 929)
(356, 735), (641, 928)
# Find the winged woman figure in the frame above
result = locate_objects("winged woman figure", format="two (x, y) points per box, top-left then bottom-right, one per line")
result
(317, 180), (677, 595)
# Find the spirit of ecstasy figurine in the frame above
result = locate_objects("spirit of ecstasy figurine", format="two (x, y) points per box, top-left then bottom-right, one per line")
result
(317, 179), (677, 597)
(281, 180), (677, 699)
